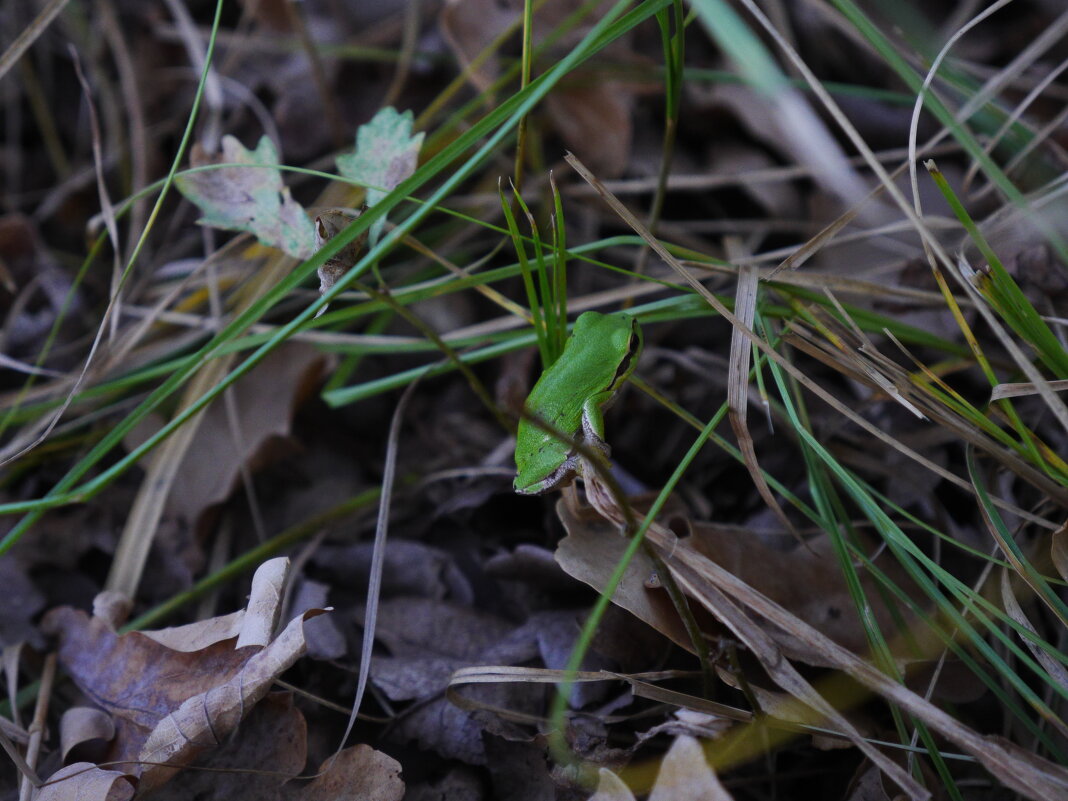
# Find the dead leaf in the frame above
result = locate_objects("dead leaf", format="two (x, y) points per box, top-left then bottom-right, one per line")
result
(439, 0), (516, 91)
(368, 598), (546, 764)
(140, 610), (246, 652)
(300, 744), (404, 801)
(314, 540), (474, 604)
(33, 763), (136, 801)
(60, 707), (115, 764)
(141, 692), (306, 801)
(647, 735), (733, 801)
(176, 135), (316, 258)
(91, 592), (131, 631)
(635, 709), (733, 747)
(42, 559), (326, 793)
(137, 609), (324, 792)
(845, 762), (892, 801)
(1052, 521), (1068, 580)
(707, 144), (803, 219)
(140, 557), (288, 652)
(483, 736), (555, 801)
(290, 579), (346, 661)
(313, 208), (368, 304)
(403, 767), (483, 801)
(589, 767), (636, 801)
(545, 83), (634, 178)
(439, 0), (635, 176)
(685, 520), (919, 663)
(124, 343), (326, 535)
(554, 502), (708, 654)
(0, 556), (46, 648)
(238, 555), (289, 648)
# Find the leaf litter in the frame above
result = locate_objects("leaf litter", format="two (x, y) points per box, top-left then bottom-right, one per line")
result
(5, 1), (1068, 799)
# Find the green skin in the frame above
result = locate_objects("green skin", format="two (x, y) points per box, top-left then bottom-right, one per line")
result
(513, 311), (643, 495)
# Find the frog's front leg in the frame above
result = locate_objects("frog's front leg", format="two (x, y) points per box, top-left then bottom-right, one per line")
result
(579, 390), (614, 459)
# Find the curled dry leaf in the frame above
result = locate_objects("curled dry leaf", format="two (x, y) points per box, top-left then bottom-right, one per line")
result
(33, 762), (135, 801)
(41, 559), (325, 794)
(313, 208), (368, 308)
(237, 555), (290, 648)
(137, 609), (324, 792)
(142, 558), (289, 653)
(60, 707), (115, 764)
(140, 691), (306, 801)
(635, 709), (733, 747)
(140, 610), (246, 652)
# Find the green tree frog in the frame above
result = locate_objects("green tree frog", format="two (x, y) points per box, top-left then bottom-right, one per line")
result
(513, 311), (643, 495)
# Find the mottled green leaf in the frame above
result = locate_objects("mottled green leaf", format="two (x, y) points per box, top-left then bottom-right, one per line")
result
(176, 136), (316, 259)
(335, 107), (424, 245)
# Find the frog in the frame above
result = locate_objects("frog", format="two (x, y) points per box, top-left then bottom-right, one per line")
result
(513, 311), (643, 495)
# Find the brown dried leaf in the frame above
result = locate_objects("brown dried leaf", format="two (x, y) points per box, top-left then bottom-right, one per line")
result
(139, 610), (245, 652)
(124, 344), (326, 531)
(654, 527), (1068, 801)
(404, 768), (483, 801)
(33, 763), (135, 801)
(0, 556), (46, 647)
(439, 0), (523, 90)
(635, 709), (733, 747)
(43, 607), (251, 769)
(685, 520), (917, 662)
(368, 598), (546, 764)
(60, 707), (115, 764)
(299, 744), (404, 801)
(140, 557), (288, 652)
(42, 560), (325, 793)
(555, 503), (693, 652)
(137, 609), (323, 793)
(142, 692), (306, 801)
(313, 208), (368, 305)
(546, 84), (634, 178)
(439, 0), (634, 176)
(845, 762), (892, 801)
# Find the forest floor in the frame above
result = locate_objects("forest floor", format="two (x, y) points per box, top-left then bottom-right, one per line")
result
(3, 1), (1068, 799)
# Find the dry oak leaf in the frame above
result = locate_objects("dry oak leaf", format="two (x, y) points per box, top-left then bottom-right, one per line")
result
(556, 501), (920, 666)
(140, 692), (306, 801)
(43, 602), (325, 794)
(300, 744), (404, 801)
(33, 762), (136, 801)
(124, 344), (326, 534)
